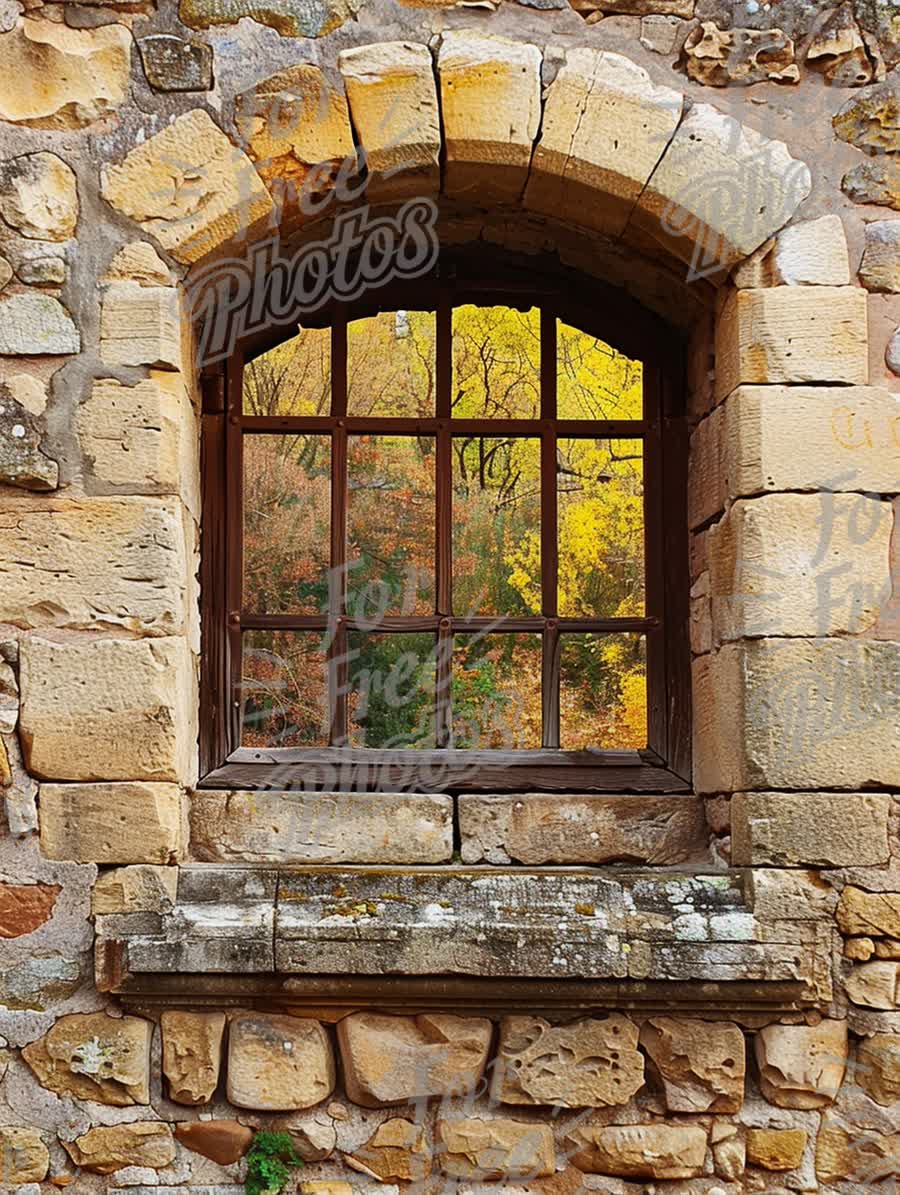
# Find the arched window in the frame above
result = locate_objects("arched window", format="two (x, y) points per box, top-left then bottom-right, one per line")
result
(199, 260), (690, 791)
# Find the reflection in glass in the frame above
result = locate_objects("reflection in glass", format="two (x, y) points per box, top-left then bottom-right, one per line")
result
(347, 311), (436, 416)
(452, 634), (542, 749)
(241, 630), (329, 747)
(243, 326), (331, 416)
(348, 632), (436, 748)
(243, 434), (331, 614)
(557, 320), (642, 420)
(559, 633), (647, 750)
(452, 305), (540, 419)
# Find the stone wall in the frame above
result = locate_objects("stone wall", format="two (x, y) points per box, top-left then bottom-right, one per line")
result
(0, 0), (899, 1190)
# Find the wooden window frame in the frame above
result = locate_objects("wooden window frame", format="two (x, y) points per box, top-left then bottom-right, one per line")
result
(198, 256), (691, 793)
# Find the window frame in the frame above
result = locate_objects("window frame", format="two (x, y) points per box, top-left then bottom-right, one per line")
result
(198, 257), (691, 793)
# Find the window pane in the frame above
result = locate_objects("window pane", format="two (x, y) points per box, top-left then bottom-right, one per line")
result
(453, 436), (541, 617)
(243, 326), (330, 416)
(453, 633), (542, 749)
(560, 633), (646, 750)
(347, 435), (435, 618)
(347, 311), (436, 417)
(348, 632), (436, 749)
(452, 305), (540, 419)
(557, 320), (642, 420)
(243, 434), (331, 614)
(241, 630), (329, 748)
(557, 438), (644, 618)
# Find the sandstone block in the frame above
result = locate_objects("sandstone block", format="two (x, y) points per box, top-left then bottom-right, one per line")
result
(639, 1016), (745, 1112)
(92, 865), (178, 914)
(174, 1120), (252, 1164)
(0, 881), (59, 938)
(859, 219), (900, 292)
(138, 33), (212, 92)
(100, 283), (183, 370)
(337, 1012), (492, 1107)
(0, 1127), (49, 1183)
(766, 215), (850, 286)
(339, 42), (439, 200)
(64, 1122), (175, 1174)
(754, 1021), (848, 1108)
(856, 1033), (900, 1106)
(816, 1113), (899, 1184)
(712, 1125), (745, 1180)
(102, 109), (273, 265)
(0, 19), (130, 128)
(837, 887), (900, 937)
(439, 32), (542, 203)
(104, 241), (173, 286)
(834, 71), (900, 153)
(845, 960), (899, 1008)
(0, 151), (77, 240)
(161, 1011), (226, 1104)
(283, 1116), (335, 1161)
(227, 1014), (334, 1110)
(436, 1118), (555, 1180)
(348, 1118), (430, 1183)
(0, 294), (79, 355)
(842, 154), (900, 210)
(22, 1011), (152, 1105)
(491, 1015), (643, 1108)
(746, 1127), (807, 1171)
(683, 22), (798, 86)
(178, 0), (352, 37)
(20, 636), (196, 782)
(0, 497), (190, 636)
(40, 783), (185, 864)
(567, 1124), (707, 1179)
(0, 383), (57, 490)
(731, 792), (891, 867)
(715, 287), (868, 399)
(526, 48), (681, 236)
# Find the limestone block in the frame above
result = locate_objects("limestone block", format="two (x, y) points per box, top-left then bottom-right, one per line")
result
(337, 1012), (492, 1108)
(64, 1123), (176, 1174)
(754, 1021), (848, 1109)
(92, 865), (178, 915)
(837, 887), (900, 937)
(190, 791), (453, 864)
(40, 783), (185, 864)
(816, 1113), (900, 1184)
(0, 152), (78, 240)
(526, 48), (681, 237)
(348, 1118), (430, 1183)
(845, 960), (899, 1008)
(438, 32), (542, 203)
(640, 13), (690, 53)
(693, 640), (899, 792)
(458, 793), (706, 865)
(639, 1016), (745, 1113)
(0, 498), (190, 636)
(227, 1014), (334, 1110)
(0, 294), (79, 355)
(178, 0), (352, 36)
(20, 637), (196, 783)
(102, 109), (273, 265)
(731, 792), (891, 867)
(339, 42), (440, 200)
(834, 71), (900, 153)
(104, 242), (174, 286)
(683, 23), (798, 86)
(859, 219), (900, 292)
(100, 283), (183, 370)
(0, 383), (58, 491)
(715, 287), (868, 399)
(0, 1127), (49, 1183)
(174, 1120), (252, 1164)
(746, 1127), (807, 1171)
(22, 1012), (152, 1105)
(0, 882), (59, 938)
(567, 1124), (707, 1179)
(856, 1033), (900, 1106)
(491, 1015), (644, 1108)
(733, 215), (850, 287)
(842, 155), (900, 210)
(633, 104), (811, 271)
(435, 1118), (555, 1180)
(161, 1011), (226, 1104)
(0, 19), (130, 128)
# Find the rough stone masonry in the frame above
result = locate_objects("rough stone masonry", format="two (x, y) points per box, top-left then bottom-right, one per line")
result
(0, 0), (898, 1190)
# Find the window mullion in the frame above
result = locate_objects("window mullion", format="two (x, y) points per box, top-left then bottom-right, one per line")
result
(539, 309), (559, 747)
(329, 316), (349, 746)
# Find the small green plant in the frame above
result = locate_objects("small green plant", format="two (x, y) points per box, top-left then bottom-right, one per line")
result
(245, 1131), (303, 1195)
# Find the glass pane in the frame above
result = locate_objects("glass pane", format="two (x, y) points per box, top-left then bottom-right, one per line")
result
(560, 633), (646, 750)
(241, 630), (329, 748)
(452, 633), (542, 749)
(347, 311), (436, 417)
(452, 305), (540, 419)
(453, 437), (541, 617)
(557, 438), (644, 618)
(243, 434), (331, 614)
(557, 320), (643, 420)
(347, 435), (435, 618)
(348, 632), (436, 749)
(243, 326), (330, 416)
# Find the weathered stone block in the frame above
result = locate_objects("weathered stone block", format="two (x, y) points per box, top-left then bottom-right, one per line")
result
(102, 109), (273, 265)
(20, 637), (196, 782)
(754, 1021), (847, 1108)
(816, 1113), (899, 1184)
(348, 1118), (430, 1182)
(104, 242), (173, 286)
(161, 1010), (226, 1104)
(492, 1015), (644, 1108)
(845, 959), (899, 1008)
(227, 1014), (334, 1110)
(0, 498), (191, 636)
(22, 1011), (152, 1104)
(0, 881), (59, 938)
(746, 1127), (807, 1171)
(337, 1012), (492, 1108)
(41, 783), (185, 864)
(64, 1123), (175, 1174)
(0, 384), (57, 491)
(439, 32), (542, 203)
(834, 71), (900, 153)
(715, 287), (868, 398)
(842, 154), (900, 210)
(174, 1121), (252, 1165)
(138, 33), (212, 92)
(190, 791), (453, 864)
(0, 1127), (49, 1183)
(639, 1016), (744, 1112)
(458, 793), (706, 865)
(732, 214), (850, 287)
(0, 151), (77, 240)
(92, 865), (178, 914)
(731, 792), (891, 867)
(178, 0), (352, 36)
(567, 1124), (707, 1179)
(435, 1119), (555, 1180)
(837, 887), (900, 937)
(859, 219), (900, 292)
(0, 294), (79, 355)
(683, 22), (798, 86)
(100, 283), (183, 370)
(856, 1033), (900, 1106)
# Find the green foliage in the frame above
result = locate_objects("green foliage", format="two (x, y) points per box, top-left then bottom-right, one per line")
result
(245, 1131), (302, 1195)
